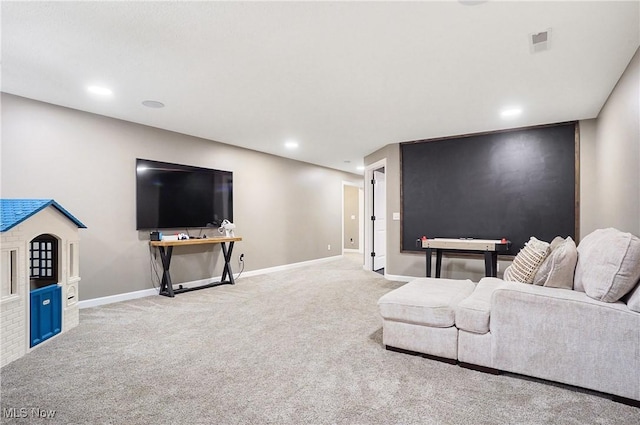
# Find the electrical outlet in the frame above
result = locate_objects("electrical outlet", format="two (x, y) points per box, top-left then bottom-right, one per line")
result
(327, 244), (331, 251)
(239, 253), (245, 262)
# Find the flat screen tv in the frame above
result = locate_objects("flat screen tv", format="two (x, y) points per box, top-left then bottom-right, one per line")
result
(136, 158), (233, 230)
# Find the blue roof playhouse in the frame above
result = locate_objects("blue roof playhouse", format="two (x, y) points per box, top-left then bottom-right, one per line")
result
(0, 199), (86, 367)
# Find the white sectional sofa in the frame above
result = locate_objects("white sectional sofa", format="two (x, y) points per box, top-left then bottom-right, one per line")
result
(378, 228), (640, 405)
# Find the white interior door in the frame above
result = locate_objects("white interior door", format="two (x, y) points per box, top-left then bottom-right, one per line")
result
(373, 169), (386, 271)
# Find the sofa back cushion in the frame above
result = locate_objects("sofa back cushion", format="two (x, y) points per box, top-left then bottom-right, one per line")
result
(574, 228), (640, 303)
(533, 236), (577, 289)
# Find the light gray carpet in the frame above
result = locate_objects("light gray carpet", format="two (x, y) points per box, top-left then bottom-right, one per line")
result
(1, 254), (639, 424)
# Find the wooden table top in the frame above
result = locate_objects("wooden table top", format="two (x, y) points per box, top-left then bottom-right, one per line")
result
(421, 238), (508, 251)
(150, 236), (242, 247)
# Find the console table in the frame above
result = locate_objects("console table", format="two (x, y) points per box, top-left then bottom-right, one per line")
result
(421, 238), (510, 278)
(150, 236), (242, 297)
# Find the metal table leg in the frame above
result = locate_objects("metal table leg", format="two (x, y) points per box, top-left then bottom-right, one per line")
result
(158, 246), (175, 297)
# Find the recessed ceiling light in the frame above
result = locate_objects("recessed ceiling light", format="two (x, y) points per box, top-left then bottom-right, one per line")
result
(500, 108), (522, 118)
(87, 85), (113, 96)
(356, 166), (365, 171)
(285, 140), (299, 149)
(142, 100), (165, 108)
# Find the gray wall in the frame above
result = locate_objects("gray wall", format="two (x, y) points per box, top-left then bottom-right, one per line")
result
(588, 47), (640, 235)
(365, 47), (640, 280)
(1, 94), (363, 300)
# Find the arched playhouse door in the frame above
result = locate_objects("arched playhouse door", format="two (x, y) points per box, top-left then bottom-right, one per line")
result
(29, 234), (61, 347)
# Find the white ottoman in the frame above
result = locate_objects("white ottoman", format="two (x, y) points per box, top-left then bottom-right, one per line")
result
(377, 277), (476, 362)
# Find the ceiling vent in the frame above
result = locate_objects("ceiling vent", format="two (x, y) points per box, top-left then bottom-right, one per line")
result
(530, 29), (551, 53)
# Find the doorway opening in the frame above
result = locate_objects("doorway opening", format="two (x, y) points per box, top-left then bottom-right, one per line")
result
(342, 181), (364, 255)
(364, 159), (387, 274)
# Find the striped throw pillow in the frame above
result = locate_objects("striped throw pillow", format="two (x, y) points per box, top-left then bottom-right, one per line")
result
(503, 237), (550, 284)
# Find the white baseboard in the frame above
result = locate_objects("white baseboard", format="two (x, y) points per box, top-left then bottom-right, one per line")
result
(382, 273), (416, 282)
(78, 288), (158, 309)
(78, 254), (343, 309)
(238, 254), (342, 277)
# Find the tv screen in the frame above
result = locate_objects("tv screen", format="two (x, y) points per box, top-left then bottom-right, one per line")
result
(136, 158), (233, 230)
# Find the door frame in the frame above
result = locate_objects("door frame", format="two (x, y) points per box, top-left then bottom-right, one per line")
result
(364, 158), (387, 272)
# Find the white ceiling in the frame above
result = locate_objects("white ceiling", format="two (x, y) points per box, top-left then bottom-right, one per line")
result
(2, 1), (639, 175)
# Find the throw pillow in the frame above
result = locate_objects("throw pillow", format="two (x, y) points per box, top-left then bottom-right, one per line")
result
(533, 236), (565, 285)
(532, 236), (577, 289)
(574, 228), (640, 303)
(503, 236), (550, 284)
(549, 236), (566, 252)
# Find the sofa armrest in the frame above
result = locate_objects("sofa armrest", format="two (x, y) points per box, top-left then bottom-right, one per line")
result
(490, 283), (640, 401)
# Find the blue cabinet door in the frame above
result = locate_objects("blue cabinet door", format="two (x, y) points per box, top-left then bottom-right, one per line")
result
(30, 284), (62, 347)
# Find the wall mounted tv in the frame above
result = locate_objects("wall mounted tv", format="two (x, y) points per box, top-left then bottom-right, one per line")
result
(136, 158), (233, 230)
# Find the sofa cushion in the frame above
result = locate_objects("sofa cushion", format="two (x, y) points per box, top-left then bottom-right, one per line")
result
(455, 277), (506, 334)
(490, 283), (639, 400)
(532, 236), (577, 290)
(623, 281), (640, 313)
(574, 228), (640, 303)
(503, 236), (550, 284)
(378, 278), (475, 327)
